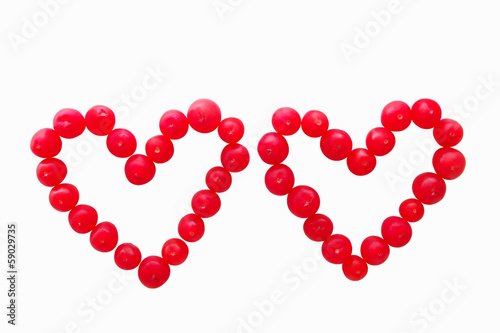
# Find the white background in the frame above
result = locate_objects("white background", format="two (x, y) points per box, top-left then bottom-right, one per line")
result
(1, 0), (499, 332)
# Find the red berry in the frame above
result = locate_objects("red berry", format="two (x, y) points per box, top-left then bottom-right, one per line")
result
(360, 236), (390, 266)
(346, 148), (377, 176)
(160, 110), (189, 140)
(287, 185), (320, 218)
(114, 243), (142, 270)
(432, 148), (466, 180)
(191, 190), (221, 218)
(205, 166), (232, 193)
(272, 107), (301, 136)
(264, 164), (295, 196)
(322, 234), (352, 264)
(138, 256), (170, 289)
(320, 129), (352, 161)
(53, 108), (86, 139)
(85, 105), (115, 136)
(342, 255), (368, 281)
(124, 154), (156, 185)
(366, 127), (396, 156)
(68, 204), (98, 234)
(89, 222), (119, 253)
(218, 117), (245, 143)
(381, 216), (412, 248)
(257, 132), (289, 165)
(31, 128), (62, 158)
(49, 183), (79, 212)
(187, 99), (221, 133)
(301, 110), (329, 138)
(178, 214), (205, 242)
(412, 172), (446, 205)
(221, 143), (250, 172)
(106, 129), (137, 158)
(161, 238), (189, 266)
(380, 101), (412, 132)
(145, 135), (174, 163)
(36, 158), (67, 186)
(303, 214), (333, 242)
(399, 198), (425, 222)
(411, 99), (442, 129)
(433, 119), (464, 147)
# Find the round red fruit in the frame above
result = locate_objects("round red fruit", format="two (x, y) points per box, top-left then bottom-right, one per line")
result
(342, 255), (368, 281)
(399, 198), (425, 222)
(287, 185), (320, 218)
(114, 243), (142, 270)
(412, 172), (446, 205)
(433, 119), (464, 147)
(320, 129), (352, 161)
(205, 166), (232, 193)
(125, 154), (156, 185)
(36, 158), (67, 186)
(264, 164), (295, 196)
(432, 148), (466, 180)
(191, 190), (221, 218)
(31, 128), (62, 158)
(347, 148), (377, 176)
(160, 110), (189, 140)
(301, 110), (329, 138)
(381, 216), (412, 248)
(360, 236), (390, 266)
(138, 256), (170, 289)
(90, 222), (119, 253)
(366, 127), (396, 156)
(49, 183), (79, 212)
(85, 105), (115, 136)
(221, 143), (250, 172)
(145, 135), (174, 164)
(380, 101), (412, 131)
(178, 214), (205, 242)
(162, 238), (189, 266)
(257, 132), (289, 165)
(303, 214), (333, 242)
(187, 99), (221, 133)
(322, 234), (352, 264)
(272, 107), (301, 136)
(411, 99), (442, 129)
(68, 204), (98, 234)
(106, 128), (137, 158)
(218, 117), (245, 143)
(53, 108), (86, 139)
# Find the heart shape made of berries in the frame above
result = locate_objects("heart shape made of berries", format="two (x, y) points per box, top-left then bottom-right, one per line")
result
(257, 99), (466, 281)
(31, 99), (250, 288)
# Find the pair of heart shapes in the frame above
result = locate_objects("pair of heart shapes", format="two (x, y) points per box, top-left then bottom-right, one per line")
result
(30, 98), (466, 288)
